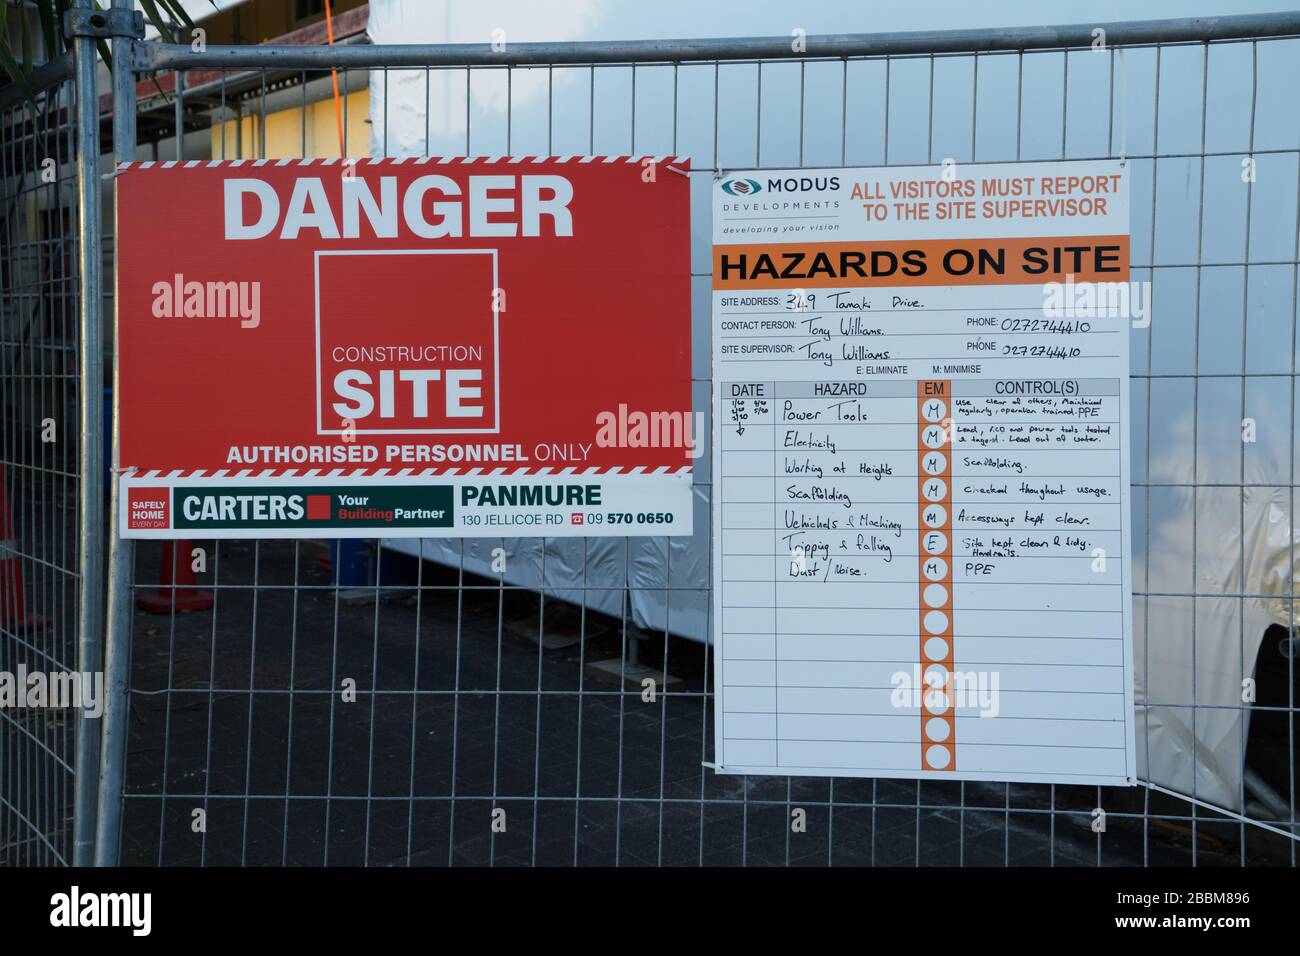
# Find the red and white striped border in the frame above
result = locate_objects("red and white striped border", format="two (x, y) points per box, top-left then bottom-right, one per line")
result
(116, 155), (691, 170)
(124, 464), (695, 480)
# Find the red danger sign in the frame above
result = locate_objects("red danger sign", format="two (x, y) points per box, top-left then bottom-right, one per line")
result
(116, 156), (695, 538)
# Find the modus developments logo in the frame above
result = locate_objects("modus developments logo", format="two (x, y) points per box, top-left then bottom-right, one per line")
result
(717, 174), (842, 217)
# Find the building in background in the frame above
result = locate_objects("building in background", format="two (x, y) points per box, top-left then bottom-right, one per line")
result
(123, 0), (370, 161)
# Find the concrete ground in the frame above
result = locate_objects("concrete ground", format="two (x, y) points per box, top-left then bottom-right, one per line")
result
(117, 539), (1295, 867)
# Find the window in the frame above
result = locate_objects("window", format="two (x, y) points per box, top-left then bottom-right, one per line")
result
(294, 0), (325, 21)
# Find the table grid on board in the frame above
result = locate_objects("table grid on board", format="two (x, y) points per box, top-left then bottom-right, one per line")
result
(718, 376), (1130, 779)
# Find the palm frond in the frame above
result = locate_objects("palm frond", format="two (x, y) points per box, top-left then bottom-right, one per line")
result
(0, 0), (190, 97)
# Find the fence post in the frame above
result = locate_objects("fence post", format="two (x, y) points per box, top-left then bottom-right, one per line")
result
(94, 0), (142, 867)
(69, 0), (105, 868)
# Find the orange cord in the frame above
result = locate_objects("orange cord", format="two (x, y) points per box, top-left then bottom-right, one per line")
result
(324, 0), (345, 158)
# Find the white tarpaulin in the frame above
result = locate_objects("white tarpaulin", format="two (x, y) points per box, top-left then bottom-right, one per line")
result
(1139, 400), (1295, 811)
(384, 487), (711, 643)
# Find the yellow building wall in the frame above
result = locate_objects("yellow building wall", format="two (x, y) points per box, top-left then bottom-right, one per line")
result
(210, 88), (371, 160)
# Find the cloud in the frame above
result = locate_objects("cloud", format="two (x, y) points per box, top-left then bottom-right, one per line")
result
(369, 0), (609, 153)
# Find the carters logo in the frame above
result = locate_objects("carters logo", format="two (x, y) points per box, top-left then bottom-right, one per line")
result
(181, 492), (306, 524)
(173, 486), (454, 529)
(720, 179), (762, 196)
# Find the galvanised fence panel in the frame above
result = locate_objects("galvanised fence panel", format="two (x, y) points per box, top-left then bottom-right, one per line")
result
(82, 13), (1300, 866)
(0, 67), (85, 867)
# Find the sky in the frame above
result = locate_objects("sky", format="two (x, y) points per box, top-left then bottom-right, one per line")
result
(439, 0), (1300, 42)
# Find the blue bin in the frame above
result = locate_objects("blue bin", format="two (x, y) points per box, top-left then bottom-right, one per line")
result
(330, 539), (372, 588)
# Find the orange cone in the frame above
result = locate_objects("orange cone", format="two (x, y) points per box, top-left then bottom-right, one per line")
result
(135, 539), (215, 614)
(0, 464), (48, 631)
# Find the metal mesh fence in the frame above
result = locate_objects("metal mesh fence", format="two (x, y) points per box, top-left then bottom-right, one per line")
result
(8, 17), (1300, 867)
(0, 73), (84, 868)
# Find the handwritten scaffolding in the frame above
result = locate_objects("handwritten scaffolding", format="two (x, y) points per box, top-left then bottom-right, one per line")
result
(711, 160), (1137, 785)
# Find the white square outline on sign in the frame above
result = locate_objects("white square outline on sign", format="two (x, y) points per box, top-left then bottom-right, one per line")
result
(314, 248), (501, 435)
